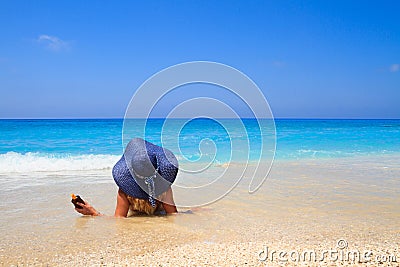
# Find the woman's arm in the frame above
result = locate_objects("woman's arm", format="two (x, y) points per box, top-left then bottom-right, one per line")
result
(161, 187), (178, 214)
(114, 189), (129, 217)
(74, 189), (129, 217)
(75, 188), (176, 217)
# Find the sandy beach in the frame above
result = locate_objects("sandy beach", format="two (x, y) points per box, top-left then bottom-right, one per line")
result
(1, 155), (399, 266)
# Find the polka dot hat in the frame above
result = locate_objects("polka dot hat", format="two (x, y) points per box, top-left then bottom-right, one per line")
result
(112, 138), (178, 207)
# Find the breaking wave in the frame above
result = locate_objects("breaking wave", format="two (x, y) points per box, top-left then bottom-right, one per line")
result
(0, 152), (120, 174)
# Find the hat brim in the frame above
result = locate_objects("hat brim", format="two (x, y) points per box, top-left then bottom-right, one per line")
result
(113, 155), (149, 199)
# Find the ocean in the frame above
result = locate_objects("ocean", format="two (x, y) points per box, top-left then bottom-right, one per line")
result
(1, 118), (399, 174)
(1, 118), (399, 265)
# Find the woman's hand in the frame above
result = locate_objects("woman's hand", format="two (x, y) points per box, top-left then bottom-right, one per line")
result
(75, 201), (101, 216)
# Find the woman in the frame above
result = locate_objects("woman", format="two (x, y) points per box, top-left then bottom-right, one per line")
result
(75, 138), (178, 217)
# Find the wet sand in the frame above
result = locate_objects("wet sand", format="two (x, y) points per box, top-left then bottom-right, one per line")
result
(1, 156), (399, 266)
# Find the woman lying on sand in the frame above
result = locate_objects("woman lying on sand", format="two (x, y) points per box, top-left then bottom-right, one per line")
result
(74, 138), (178, 217)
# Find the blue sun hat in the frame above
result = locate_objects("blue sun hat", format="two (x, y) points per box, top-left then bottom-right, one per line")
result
(112, 138), (179, 207)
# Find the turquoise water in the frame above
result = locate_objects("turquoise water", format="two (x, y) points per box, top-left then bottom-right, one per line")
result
(0, 119), (399, 173)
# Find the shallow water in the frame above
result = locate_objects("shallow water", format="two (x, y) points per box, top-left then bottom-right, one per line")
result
(1, 156), (399, 265)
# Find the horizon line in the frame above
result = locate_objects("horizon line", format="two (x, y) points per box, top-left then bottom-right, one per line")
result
(1, 117), (399, 120)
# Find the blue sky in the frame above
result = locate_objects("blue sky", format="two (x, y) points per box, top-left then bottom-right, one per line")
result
(0, 0), (399, 119)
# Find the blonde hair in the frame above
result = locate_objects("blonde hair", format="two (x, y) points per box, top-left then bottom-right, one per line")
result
(126, 192), (167, 216)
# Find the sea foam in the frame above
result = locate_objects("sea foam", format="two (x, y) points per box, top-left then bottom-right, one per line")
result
(0, 152), (120, 174)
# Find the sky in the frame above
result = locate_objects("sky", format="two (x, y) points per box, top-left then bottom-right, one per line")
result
(0, 0), (399, 119)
